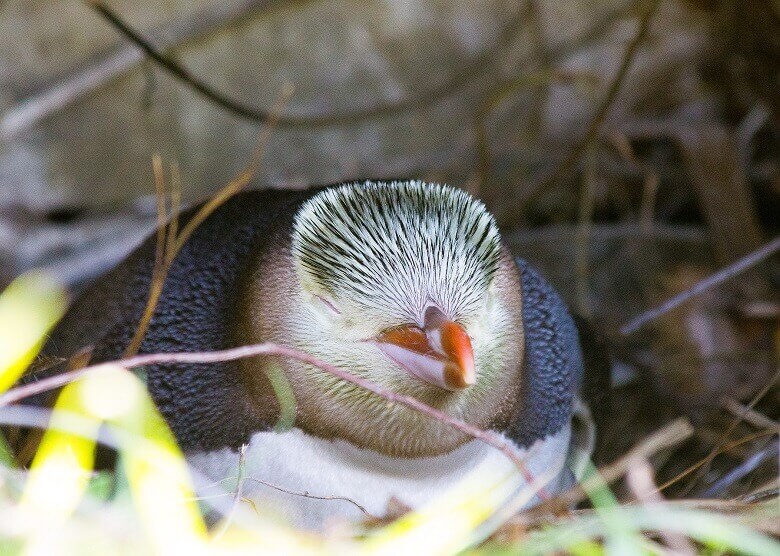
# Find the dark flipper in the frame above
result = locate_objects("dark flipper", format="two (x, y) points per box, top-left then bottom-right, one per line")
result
(504, 259), (584, 449)
(572, 314), (612, 462)
(14, 189), (314, 455)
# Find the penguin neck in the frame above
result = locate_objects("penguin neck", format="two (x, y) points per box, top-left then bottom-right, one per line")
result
(234, 242), (525, 458)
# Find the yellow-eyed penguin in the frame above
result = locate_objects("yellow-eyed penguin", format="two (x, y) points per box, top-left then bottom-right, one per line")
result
(20, 180), (607, 529)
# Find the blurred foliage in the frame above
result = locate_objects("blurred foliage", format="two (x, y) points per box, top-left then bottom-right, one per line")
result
(0, 272), (67, 392)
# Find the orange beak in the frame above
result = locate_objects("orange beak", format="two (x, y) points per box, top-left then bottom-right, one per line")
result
(373, 305), (475, 391)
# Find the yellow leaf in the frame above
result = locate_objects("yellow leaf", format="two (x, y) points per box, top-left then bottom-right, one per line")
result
(20, 378), (99, 523)
(0, 271), (67, 393)
(88, 365), (209, 550)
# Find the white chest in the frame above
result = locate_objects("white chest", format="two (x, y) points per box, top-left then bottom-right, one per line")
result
(188, 426), (571, 530)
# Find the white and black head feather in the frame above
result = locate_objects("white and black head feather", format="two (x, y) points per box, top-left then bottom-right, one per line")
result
(292, 180), (501, 322)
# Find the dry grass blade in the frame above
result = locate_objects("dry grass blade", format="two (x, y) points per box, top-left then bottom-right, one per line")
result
(525, 417), (694, 515)
(659, 368), (780, 496)
(123, 155), (173, 357)
(122, 85), (293, 358)
(166, 162), (182, 257)
(626, 458), (697, 554)
(212, 444), (248, 541)
(656, 429), (778, 496)
(720, 398), (778, 432)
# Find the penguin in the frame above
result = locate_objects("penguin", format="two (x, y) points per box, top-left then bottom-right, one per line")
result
(19, 180), (607, 529)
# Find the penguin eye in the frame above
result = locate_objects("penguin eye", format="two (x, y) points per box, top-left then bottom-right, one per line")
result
(313, 294), (341, 316)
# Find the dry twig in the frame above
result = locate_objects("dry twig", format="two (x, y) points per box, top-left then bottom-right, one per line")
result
(620, 235), (780, 335)
(678, 368), (780, 496)
(0, 0), (292, 139)
(245, 477), (375, 518)
(657, 426), (780, 495)
(531, 417), (693, 513)
(122, 85), (292, 357)
(720, 398), (779, 432)
(513, 0), (661, 216)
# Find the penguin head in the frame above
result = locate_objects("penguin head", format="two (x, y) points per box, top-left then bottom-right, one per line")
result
(255, 181), (525, 456)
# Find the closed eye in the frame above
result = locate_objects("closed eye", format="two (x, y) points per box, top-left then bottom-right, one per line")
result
(314, 294), (341, 316)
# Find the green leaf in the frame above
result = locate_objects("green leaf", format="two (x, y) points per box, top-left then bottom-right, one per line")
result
(580, 462), (644, 556)
(0, 430), (13, 467)
(85, 471), (116, 501)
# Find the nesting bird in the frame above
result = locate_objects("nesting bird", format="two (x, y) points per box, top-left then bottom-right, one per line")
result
(26, 180), (604, 528)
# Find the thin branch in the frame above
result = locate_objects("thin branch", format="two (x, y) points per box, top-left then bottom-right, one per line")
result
(0, 342), (544, 496)
(620, 235), (780, 335)
(0, 0), (293, 139)
(516, 0), (661, 212)
(657, 426), (779, 494)
(85, 0), (528, 128)
(245, 476), (376, 518)
(86, 0), (272, 124)
(720, 398), (778, 432)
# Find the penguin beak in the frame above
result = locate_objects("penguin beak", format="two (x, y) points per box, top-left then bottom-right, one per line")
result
(373, 306), (475, 391)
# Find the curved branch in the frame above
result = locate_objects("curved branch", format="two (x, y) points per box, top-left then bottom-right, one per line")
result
(0, 342), (547, 496)
(0, 0), (294, 139)
(86, 0), (530, 128)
